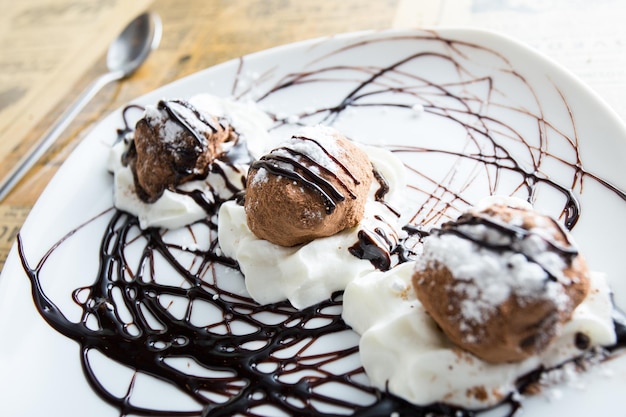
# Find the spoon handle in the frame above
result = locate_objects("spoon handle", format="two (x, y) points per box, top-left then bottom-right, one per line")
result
(0, 69), (125, 201)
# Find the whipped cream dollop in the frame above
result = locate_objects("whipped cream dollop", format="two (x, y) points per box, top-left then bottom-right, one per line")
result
(342, 253), (616, 408)
(108, 94), (273, 229)
(218, 143), (407, 309)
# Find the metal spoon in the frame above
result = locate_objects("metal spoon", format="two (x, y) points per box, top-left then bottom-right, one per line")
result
(0, 11), (162, 201)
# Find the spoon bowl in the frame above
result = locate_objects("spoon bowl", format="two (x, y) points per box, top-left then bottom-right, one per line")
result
(107, 12), (162, 77)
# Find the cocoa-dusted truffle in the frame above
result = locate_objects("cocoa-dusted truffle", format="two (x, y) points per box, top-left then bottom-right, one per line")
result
(244, 125), (373, 247)
(413, 197), (590, 363)
(125, 99), (235, 202)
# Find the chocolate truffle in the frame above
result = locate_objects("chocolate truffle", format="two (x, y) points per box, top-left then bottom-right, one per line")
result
(413, 197), (590, 363)
(125, 99), (234, 202)
(244, 125), (373, 247)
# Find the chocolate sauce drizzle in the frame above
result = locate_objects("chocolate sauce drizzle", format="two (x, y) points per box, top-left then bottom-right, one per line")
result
(158, 99), (227, 146)
(18, 211), (482, 417)
(348, 227), (395, 271)
(16, 31), (626, 416)
(250, 135), (359, 214)
(436, 207), (579, 284)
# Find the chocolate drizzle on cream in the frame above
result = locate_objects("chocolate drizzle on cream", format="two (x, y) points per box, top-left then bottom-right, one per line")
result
(349, 222), (396, 271)
(16, 31), (626, 416)
(349, 168), (402, 270)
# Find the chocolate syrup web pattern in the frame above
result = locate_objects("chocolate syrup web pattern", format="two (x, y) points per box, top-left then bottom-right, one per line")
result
(15, 31), (626, 416)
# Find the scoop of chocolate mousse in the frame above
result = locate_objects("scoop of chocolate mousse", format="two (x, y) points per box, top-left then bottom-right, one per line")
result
(244, 125), (373, 247)
(413, 197), (590, 363)
(124, 99), (235, 203)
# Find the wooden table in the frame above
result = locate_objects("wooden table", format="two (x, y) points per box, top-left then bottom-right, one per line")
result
(1, 0), (624, 270)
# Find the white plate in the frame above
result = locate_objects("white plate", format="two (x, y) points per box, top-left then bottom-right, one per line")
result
(1, 28), (626, 417)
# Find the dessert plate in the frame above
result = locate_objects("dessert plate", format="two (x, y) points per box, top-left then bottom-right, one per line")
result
(1, 28), (625, 416)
